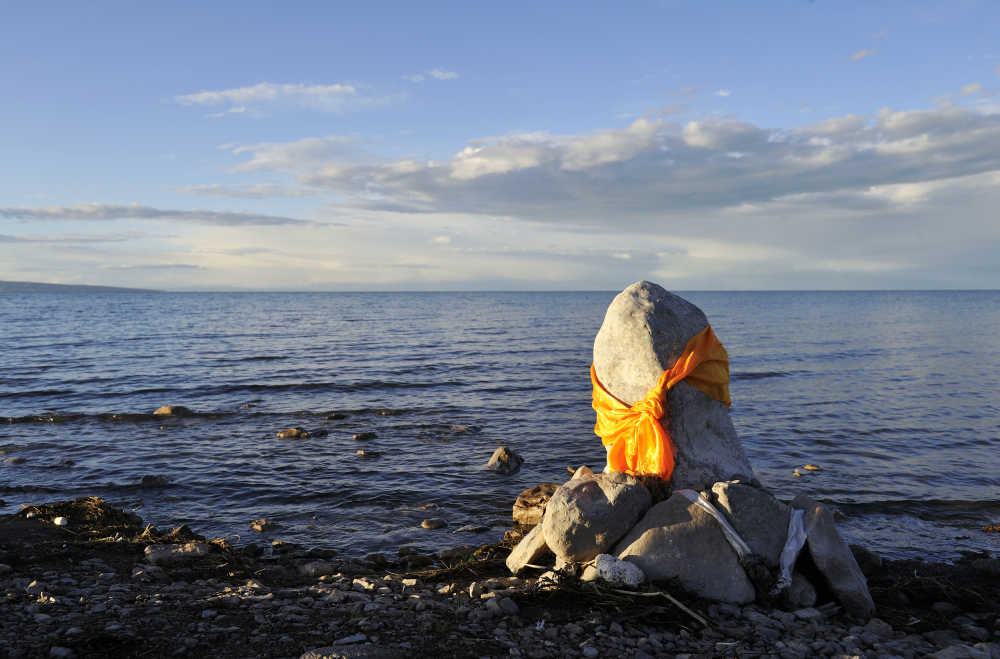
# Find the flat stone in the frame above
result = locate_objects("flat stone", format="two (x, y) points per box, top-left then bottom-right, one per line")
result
(512, 483), (559, 526)
(792, 494), (875, 619)
(506, 523), (551, 575)
(542, 471), (651, 563)
(486, 446), (523, 475)
(614, 492), (755, 604)
(592, 281), (755, 490)
(711, 482), (790, 567)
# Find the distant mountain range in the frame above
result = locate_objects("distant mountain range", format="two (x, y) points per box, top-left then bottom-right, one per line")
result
(0, 280), (163, 293)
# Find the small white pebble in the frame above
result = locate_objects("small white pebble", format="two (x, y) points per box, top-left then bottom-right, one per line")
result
(53, 517), (68, 526)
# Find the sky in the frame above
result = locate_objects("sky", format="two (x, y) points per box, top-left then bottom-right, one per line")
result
(1, 1), (999, 291)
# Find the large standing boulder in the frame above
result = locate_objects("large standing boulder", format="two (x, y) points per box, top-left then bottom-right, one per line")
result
(792, 494), (875, 619)
(614, 492), (756, 604)
(592, 281), (755, 491)
(711, 481), (790, 567)
(541, 472), (651, 563)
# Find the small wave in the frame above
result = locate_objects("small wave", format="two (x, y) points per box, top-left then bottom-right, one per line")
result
(731, 371), (791, 381)
(0, 389), (76, 399)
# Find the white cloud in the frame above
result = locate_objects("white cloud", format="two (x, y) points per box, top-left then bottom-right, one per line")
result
(961, 82), (983, 95)
(429, 68), (459, 80)
(431, 235), (451, 245)
(714, 89), (731, 97)
(404, 68), (460, 83)
(174, 82), (390, 114)
(226, 136), (361, 173)
(0, 203), (313, 226)
(177, 183), (316, 198)
(850, 49), (877, 61)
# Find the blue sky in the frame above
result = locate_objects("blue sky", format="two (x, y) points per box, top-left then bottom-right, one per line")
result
(2, 1), (999, 290)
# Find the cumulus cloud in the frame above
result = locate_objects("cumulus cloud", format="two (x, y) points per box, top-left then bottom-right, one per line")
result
(714, 89), (731, 97)
(850, 49), (877, 61)
(0, 203), (312, 226)
(177, 183), (316, 198)
(263, 107), (1000, 236)
(961, 82), (983, 95)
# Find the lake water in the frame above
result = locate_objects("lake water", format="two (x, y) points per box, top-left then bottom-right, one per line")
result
(1, 290), (998, 562)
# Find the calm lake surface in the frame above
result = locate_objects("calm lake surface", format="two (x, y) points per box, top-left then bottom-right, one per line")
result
(1, 290), (998, 562)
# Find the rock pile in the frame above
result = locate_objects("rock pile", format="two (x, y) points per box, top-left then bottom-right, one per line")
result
(508, 281), (876, 618)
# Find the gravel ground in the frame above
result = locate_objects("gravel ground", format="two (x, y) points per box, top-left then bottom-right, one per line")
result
(1, 498), (998, 659)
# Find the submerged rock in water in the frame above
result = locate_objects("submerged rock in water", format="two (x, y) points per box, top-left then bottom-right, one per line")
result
(614, 492), (756, 604)
(421, 518), (446, 530)
(542, 471), (651, 563)
(277, 427), (310, 439)
(592, 281), (755, 491)
(512, 483), (559, 526)
(486, 446), (523, 475)
(152, 405), (194, 417)
(139, 475), (169, 488)
(353, 432), (377, 441)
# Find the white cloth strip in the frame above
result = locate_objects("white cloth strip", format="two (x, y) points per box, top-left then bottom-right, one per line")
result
(677, 489), (753, 559)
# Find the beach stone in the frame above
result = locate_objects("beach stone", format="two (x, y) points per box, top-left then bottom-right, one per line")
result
(592, 281), (755, 490)
(787, 571), (818, 608)
(711, 482), (790, 567)
(792, 493), (875, 619)
(580, 553), (646, 588)
(614, 492), (755, 604)
(506, 523), (552, 575)
(152, 405), (194, 417)
(542, 471), (651, 562)
(143, 542), (212, 565)
(512, 483), (559, 526)
(486, 446), (523, 475)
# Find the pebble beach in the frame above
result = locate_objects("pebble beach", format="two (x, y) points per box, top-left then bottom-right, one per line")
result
(2, 497), (998, 659)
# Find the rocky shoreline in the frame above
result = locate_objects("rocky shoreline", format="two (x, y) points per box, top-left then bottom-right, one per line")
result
(0, 497), (997, 659)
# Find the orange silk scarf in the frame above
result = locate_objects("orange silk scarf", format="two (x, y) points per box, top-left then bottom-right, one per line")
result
(590, 325), (731, 481)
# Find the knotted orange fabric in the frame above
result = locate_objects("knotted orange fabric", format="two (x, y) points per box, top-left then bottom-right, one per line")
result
(591, 325), (731, 481)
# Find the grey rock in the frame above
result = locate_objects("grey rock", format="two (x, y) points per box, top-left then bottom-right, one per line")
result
(542, 471), (651, 562)
(506, 524), (552, 575)
(298, 561), (340, 578)
(929, 645), (990, 659)
(787, 571), (817, 608)
(143, 542), (212, 565)
(791, 494), (875, 619)
(592, 281), (755, 490)
(486, 446), (523, 475)
(711, 481), (790, 567)
(614, 493), (755, 604)
(420, 518), (446, 530)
